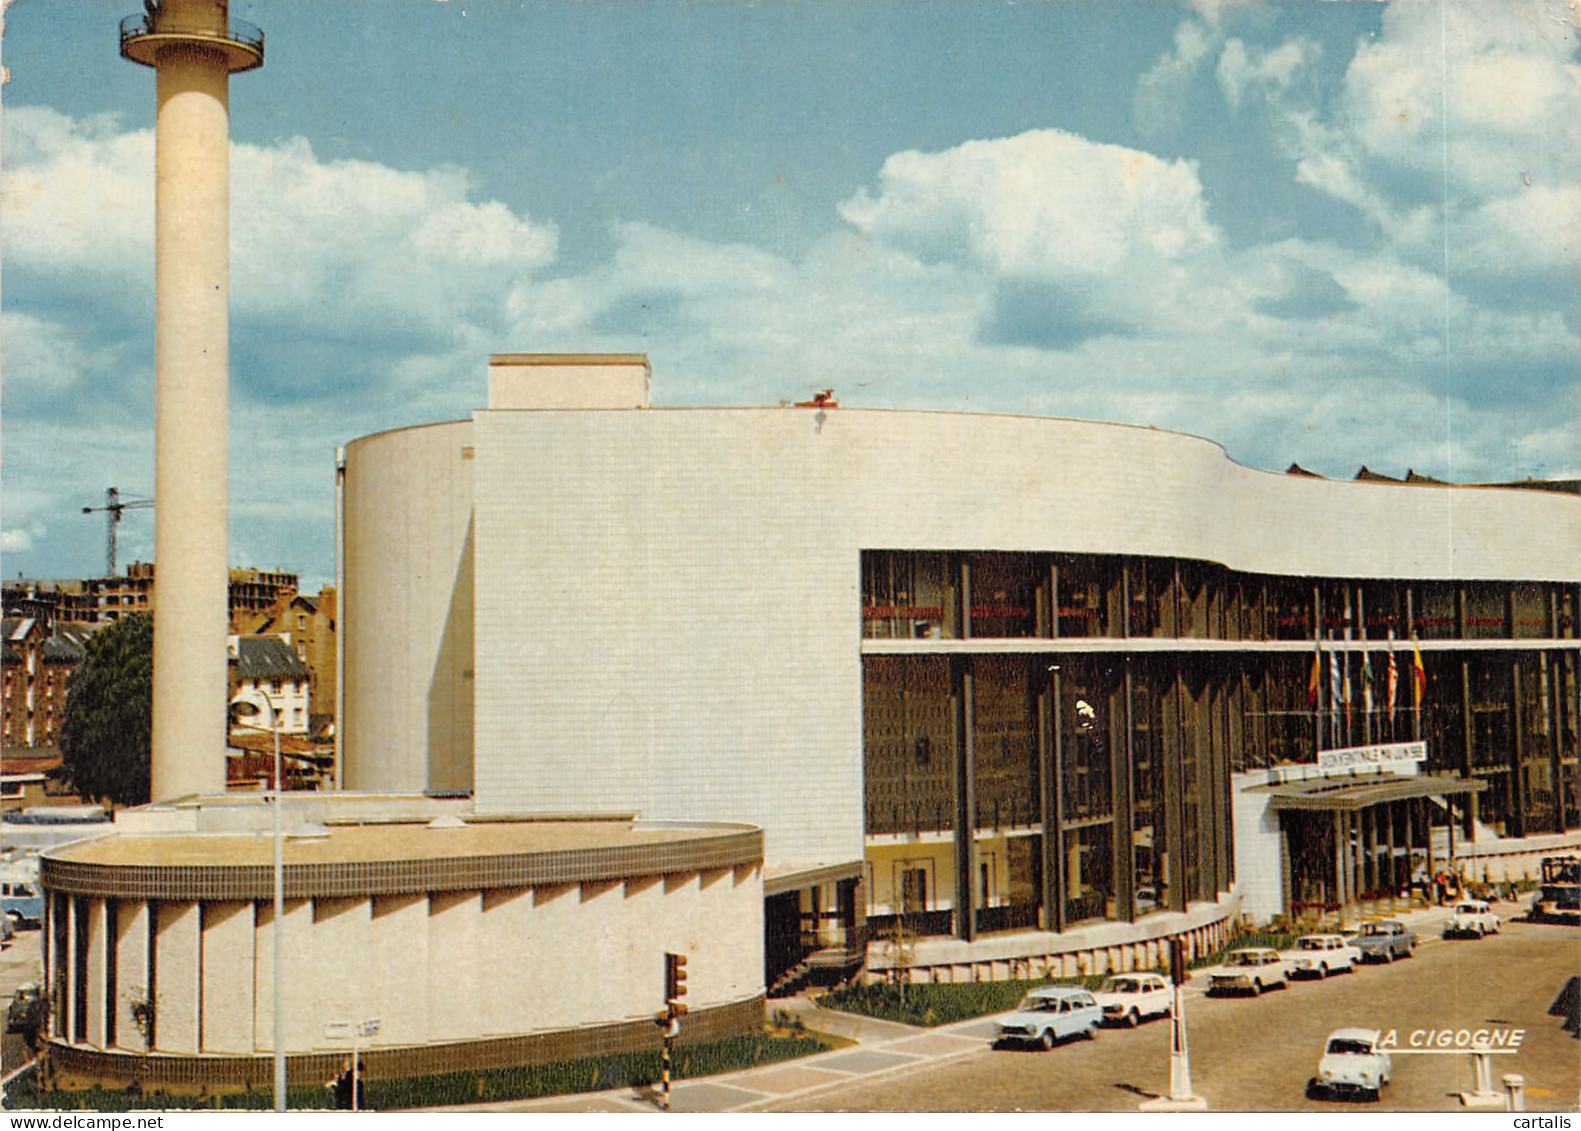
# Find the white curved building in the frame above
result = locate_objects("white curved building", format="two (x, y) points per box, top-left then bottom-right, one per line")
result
(343, 355), (1580, 985)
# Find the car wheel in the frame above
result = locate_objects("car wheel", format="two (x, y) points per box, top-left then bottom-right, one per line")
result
(1085, 1023), (1098, 1041)
(1318, 963), (1329, 979)
(1125, 1008), (1140, 1028)
(1252, 979), (1263, 995)
(1039, 1029), (1056, 1051)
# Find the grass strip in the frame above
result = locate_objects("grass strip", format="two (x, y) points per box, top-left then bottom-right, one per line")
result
(3, 1030), (839, 1112)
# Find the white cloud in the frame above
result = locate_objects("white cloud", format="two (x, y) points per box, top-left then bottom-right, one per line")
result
(1, 109), (559, 346)
(838, 130), (1218, 281)
(1135, 18), (1219, 133)
(1217, 36), (1319, 110)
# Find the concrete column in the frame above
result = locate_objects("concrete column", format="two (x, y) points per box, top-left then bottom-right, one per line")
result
(143, 0), (240, 801)
(154, 901), (201, 1054)
(114, 902), (151, 1051)
(85, 900), (107, 1049)
(200, 902), (253, 1053)
(367, 894), (427, 1047)
(428, 892), (481, 1042)
(1385, 803), (1397, 907)
(1333, 811), (1347, 910)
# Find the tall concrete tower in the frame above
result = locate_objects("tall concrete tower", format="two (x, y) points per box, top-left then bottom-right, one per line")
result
(120, 1), (263, 800)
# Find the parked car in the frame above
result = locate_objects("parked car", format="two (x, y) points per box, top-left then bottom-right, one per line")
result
(1207, 947), (1288, 995)
(1284, 934), (1361, 979)
(1350, 920), (1415, 962)
(1, 878), (43, 931)
(1309, 1027), (1393, 1101)
(0, 913), (11, 948)
(6, 983), (42, 1034)
(1444, 899), (1501, 939)
(1094, 972), (1172, 1027)
(992, 985), (1101, 1049)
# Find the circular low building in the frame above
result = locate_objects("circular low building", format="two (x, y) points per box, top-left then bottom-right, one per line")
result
(39, 793), (763, 1090)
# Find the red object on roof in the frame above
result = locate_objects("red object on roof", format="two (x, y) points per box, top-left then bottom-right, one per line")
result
(794, 389), (838, 408)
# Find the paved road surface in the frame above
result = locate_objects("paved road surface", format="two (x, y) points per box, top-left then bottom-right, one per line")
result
(783, 918), (1580, 1113)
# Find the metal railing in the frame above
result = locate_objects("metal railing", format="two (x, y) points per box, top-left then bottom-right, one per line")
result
(119, 11), (264, 57)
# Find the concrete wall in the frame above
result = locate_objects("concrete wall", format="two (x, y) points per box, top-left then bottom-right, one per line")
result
(346, 405), (1581, 872)
(59, 863), (763, 1058)
(342, 421), (474, 793)
(1231, 772), (1286, 923)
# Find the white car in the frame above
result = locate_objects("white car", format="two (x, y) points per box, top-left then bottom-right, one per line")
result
(992, 986), (1101, 1050)
(1310, 1027), (1393, 1101)
(1206, 947), (1289, 995)
(1443, 899), (1501, 939)
(1284, 934), (1361, 979)
(1094, 972), (1172, 1027)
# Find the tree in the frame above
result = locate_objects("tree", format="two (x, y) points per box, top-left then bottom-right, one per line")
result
(59, 612), (152, 807)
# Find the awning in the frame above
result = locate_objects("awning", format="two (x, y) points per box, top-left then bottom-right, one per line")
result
(1263, 772), (1486, 812)
(763, 859), (865, 896)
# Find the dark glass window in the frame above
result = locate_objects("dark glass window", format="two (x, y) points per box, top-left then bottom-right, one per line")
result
(972, 656), (1039, 829)
(862, 551), (951, 640)
(1465, 584), (1508, 640)
(1056, 555), (1117, 638)
(863, 656), (954, 836)
(1511, 584), (1550, 639)
(1267, 577), (1313, 641)
(1414, 583), (1457, 640)
(968, 553), (1039, 638)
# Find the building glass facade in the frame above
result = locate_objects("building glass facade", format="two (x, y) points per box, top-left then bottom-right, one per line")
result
(861, 550), (1581, 941)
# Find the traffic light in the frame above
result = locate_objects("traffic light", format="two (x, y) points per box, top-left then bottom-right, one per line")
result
(664, 951), (688, 1007)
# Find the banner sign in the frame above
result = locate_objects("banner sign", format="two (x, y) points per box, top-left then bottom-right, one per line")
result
(1317, 741), (1426, 774)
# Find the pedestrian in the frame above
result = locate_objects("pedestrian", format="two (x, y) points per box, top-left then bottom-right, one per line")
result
(326, 1058), (365, 1110)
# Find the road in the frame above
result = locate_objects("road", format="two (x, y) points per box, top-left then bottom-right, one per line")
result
(0, 926), (43, 1077)
(781, 917), (1581, 1113)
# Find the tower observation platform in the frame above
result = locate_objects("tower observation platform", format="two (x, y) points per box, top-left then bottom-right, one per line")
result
(119, 8), (264, 73)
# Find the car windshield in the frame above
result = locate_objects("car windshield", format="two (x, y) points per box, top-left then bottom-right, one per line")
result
(1224, 952), (1261, 966)
(1298, 939), (1328, 950)
(1019, 996), (1062, 1013)
(1455, 904), (1481, 914)
(1101, 978), (1141, 994)
(1360, 924), (1392, 936)
(1326, 1038), (1374, 1056)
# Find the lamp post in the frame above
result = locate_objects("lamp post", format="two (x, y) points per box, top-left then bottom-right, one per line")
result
(230, 696), (286, 1112)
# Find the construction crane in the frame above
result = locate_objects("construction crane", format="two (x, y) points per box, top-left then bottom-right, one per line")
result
(82, 487), (154, 577)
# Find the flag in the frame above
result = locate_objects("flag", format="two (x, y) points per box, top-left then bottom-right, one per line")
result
(1342, 650), (1352, 730)
(1307, 638), (1322, 708)
(1329, 644), (1342, 742)
(1387, 648), (1399, 723)
(1412, 640), (1427, 707)
(1361, 652), (1374, 723)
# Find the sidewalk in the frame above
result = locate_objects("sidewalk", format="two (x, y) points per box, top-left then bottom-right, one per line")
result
(432, 998), (993, 1114)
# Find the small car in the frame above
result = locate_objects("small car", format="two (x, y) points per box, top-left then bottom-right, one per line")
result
(5, 984), (41, 1034)
(992, 985), (1101, 1049)
(1207, 947), (1288, 995)
(1309, 1026), (1392, 1101)
(1443, 899), (1501, 939)
(1094, 972), (1172, 1027)
(1350, 920), (1416, 962)
(1285, 934), (1361, 979)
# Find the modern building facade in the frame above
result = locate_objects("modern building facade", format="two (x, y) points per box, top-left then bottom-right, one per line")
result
(39, 794), (764, 1088)
(341, 356), (1580, 982)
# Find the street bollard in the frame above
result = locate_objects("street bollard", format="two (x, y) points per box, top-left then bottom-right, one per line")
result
(1503, 1074), (1525, 1113)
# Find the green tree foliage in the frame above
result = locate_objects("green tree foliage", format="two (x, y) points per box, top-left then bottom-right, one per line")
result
(59, 612), (152, 807)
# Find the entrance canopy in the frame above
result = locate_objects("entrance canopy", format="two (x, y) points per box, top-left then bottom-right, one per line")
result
(1263, 772), (1486, 812)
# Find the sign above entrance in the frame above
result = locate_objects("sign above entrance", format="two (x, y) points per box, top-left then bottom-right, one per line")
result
(1317, 741), (1427, 775)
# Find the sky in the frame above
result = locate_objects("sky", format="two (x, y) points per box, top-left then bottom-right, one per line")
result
(2, 0), (1577, 591)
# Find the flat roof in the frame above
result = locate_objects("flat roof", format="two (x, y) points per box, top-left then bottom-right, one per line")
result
(47, 818), (700, 868)
(41, 814), (764, 901)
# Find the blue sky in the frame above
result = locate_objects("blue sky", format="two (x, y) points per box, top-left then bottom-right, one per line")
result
(3, 0), (1577, 590)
